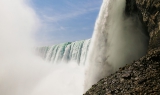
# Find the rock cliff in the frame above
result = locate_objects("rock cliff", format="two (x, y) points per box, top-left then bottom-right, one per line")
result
(84, 0), (160, 94)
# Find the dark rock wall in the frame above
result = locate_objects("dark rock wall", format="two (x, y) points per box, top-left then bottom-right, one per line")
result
(126, 0), (160, 52)
(125, 0), (149, 39)
(125, 0), (140, 16)
(135, 0), (160, 52)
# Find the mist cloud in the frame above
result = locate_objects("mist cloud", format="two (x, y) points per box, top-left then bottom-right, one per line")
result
(0, 0), (84, 95)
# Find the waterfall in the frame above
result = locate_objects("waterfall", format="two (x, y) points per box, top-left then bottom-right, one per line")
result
(37, 39), (90, 65)
(0, 0), (150, 95)
(36, 0), (149, 93)
(84, 0), (149, 92)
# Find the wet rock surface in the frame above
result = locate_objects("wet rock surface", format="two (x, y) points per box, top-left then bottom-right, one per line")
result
(135, 0), (160, 51)
(84, 49), (160, 95)
(84, 0), (160, 94)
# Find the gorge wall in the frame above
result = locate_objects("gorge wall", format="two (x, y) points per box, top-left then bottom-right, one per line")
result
(84, 0), (160, 94)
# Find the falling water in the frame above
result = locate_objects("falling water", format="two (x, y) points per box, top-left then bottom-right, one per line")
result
(84, 0), (149, 92)
(0, 0), (149, 95)
(36, 39), (90, 65)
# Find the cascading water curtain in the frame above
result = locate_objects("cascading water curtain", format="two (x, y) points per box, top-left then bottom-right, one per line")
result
(84, 0), (149, 92)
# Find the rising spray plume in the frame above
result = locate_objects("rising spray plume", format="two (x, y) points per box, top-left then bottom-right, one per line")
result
(0, 0), (84, 95)
(84, 0), (149, 92)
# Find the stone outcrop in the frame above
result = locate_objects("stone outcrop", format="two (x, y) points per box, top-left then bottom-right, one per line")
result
(84, 0), (160, 94)
(136, 0), (160, 52)
(84, 49), (160, 95)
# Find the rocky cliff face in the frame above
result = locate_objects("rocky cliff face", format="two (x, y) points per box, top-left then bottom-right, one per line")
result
(84, 0), (160, 94)
(135, 0), (160, 52)
(84, 49), (160, 95)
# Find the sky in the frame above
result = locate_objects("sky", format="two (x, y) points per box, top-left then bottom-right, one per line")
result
(31, 0), (102, 46)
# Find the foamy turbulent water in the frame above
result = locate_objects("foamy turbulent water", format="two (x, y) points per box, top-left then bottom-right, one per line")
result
(0, 0), (149, 95)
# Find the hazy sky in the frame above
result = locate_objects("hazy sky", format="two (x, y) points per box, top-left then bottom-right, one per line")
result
(31, 0), (102, 45)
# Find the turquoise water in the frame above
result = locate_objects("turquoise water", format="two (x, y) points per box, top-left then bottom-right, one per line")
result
(37, 39), (90, 65)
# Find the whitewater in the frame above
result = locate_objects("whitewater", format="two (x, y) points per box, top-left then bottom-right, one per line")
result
(0, 0), (149, 95)
(36, 39), (90, 65)
(84, 0), (148, 91)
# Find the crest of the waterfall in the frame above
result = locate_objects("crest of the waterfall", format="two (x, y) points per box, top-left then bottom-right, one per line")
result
(36, 39), (91, 65)
(84, 0), (149, 92)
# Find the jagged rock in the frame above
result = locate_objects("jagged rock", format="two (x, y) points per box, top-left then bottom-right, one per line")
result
(84, 0), (160, 94)
(84, 50), (160, 95)
(135, 0), (160, 51)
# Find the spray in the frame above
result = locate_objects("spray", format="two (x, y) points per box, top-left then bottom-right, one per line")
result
(0, 0), (53, 95)
(0, 0), (84, 95)
(0, 0), (149, 94)
(84, 0), (149, 92)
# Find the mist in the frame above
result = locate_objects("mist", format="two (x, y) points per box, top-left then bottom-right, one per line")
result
(84, 0), (149, 92)
(0, 0), (84, 95)
(0, 0), (149, 94)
